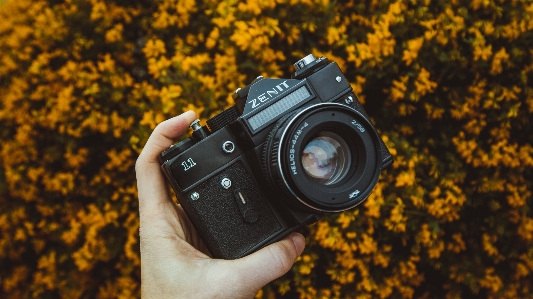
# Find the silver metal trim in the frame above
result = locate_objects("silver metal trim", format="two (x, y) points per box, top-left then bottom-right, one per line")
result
(222, 141), (235, 154)
(191, 192), (200, 200)
(221, 178), (232, 189)
(237, 191), (246, 204)
(190, 119), (202, 131)
(293, 54), (317, 70)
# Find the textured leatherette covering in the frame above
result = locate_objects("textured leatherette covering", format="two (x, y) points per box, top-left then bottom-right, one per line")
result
(179, 161), (283, 259)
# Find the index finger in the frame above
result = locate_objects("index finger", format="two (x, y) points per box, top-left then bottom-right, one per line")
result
(136, 110), (197, 216)
(137, 110), (197, 166)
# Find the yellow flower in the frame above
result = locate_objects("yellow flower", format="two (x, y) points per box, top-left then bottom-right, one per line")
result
(337, 212), (353, 229)
(90, 1), (107, 21)
(140, 110), (157, 129)
(490, 47), (509, 75)
(105, 23), (123, 43)
(364, 185), (384, 218)
(64, 147), (89, 168)
(424, 102), (445, 119)
(358, 233), (377, 254)
(178, 53), (210, 72)
(517, 217), (533, 241)
(2, 266), (28, 292)
(61, 220), (81, 245)
(414, 68), (437, 96)
(97, 53), (116, 72)
(327, 26), (343, 45)
(387, 75), (408, 102)
(481, 233), (500, 257)
(237, 0), (267, 15)
(183, 103), (205, 118)
(402, 37), (424, 66)
(373, 253), (390, 268)
(473, 44), (492, 61)
(143, 39), (166, 59)
(395, 170), (415, 187)
(299, 264), (313, 275)
(205, 27), (220, 49)
(478, 268), (503, 293)
(147, 56), (171, 79)
(385, 198), (407, 232)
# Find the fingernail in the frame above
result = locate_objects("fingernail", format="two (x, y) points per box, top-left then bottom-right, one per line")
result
(290, 233), (305, 255)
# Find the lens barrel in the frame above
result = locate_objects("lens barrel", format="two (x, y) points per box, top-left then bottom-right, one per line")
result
(263, 103), (383, 212)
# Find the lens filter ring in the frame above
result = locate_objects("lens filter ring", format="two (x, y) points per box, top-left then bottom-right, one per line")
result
(264, 103), (383, 212)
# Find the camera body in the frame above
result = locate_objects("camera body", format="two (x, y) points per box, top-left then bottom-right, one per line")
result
(159, 55), (393, 259)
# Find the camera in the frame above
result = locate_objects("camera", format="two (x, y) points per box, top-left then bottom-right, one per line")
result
(158, 54), (393, 259)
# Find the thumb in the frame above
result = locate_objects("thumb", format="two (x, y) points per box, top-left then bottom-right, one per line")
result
(232, 233), (305, 291)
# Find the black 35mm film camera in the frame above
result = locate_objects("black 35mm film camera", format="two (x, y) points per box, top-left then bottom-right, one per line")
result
(158, 54), (393, 259)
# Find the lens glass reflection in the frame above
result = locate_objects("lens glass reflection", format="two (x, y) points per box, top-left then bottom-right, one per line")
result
(301, 131), (351, 185)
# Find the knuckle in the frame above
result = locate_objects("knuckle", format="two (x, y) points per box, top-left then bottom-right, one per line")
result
(269, 241), (296, 273)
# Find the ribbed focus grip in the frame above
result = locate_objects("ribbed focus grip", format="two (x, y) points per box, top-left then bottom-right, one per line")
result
(206, 105), (240, 132)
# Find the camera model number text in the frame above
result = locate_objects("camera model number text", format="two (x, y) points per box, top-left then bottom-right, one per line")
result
(351, 120), (366, 133)
(181, 158), (196, 171)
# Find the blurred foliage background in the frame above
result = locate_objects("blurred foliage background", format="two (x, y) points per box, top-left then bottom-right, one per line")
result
(1, 0), (532, 298)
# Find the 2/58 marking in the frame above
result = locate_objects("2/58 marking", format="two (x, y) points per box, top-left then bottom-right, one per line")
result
(351, 120), (366, 133)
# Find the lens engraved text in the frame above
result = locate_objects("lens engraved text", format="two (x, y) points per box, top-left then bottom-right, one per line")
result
(351, 120), (366, 133)
(289, 122), (309, 175)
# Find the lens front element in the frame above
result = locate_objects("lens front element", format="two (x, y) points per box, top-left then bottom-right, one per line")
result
(301, 132), (351, 185)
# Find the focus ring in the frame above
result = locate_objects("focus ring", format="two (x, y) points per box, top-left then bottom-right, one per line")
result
(261, 112), (299, 201)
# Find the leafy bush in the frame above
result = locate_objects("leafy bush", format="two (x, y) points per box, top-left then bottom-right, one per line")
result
(1, 0), (532, 298)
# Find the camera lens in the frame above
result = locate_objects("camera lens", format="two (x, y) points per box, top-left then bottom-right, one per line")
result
(301, 131), (351, 185)
(263, 103), (383, 212)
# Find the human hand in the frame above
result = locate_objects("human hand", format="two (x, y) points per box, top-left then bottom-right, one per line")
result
(135, 110), (306, 299)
